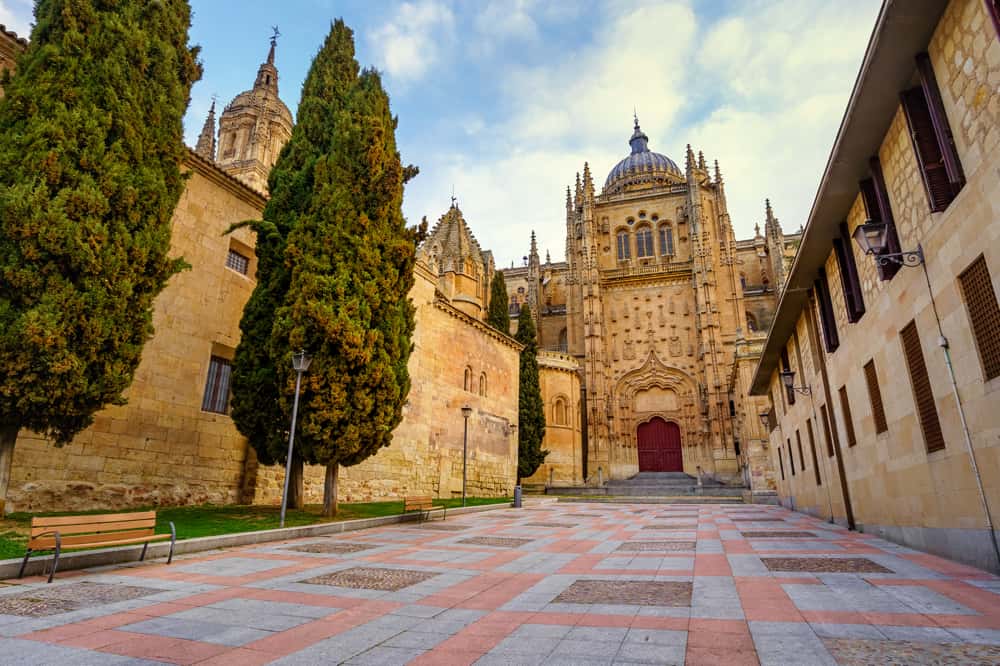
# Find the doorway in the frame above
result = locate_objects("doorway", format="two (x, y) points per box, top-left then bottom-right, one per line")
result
(637, 418), (683, 472)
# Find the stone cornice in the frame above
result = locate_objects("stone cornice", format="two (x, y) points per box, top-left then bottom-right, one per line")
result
(537, 351), (579, 372)
(431, 297), (524, 352)
(183, 149), (268, 210)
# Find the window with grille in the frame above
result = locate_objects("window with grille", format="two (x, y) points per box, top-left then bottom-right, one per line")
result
(807, 419), (821, 485)
(226, 248), (250, 275)
(833, 222), (865, 323)
(814, 272), (839, 352)
(796, 429), (806, 472)
(636, 227), (654, 257)
(863, 360), (888, 434)
(787, 438), (795, 476)
(820, 403), (834, 457)
(958, 255), (1000, 381)
(201, 356), (233, 414)
(839, 385), (857, 448)
(901, 320), (945, 452)
(616, 231), (631, 260)
(659, 226), (674, 256)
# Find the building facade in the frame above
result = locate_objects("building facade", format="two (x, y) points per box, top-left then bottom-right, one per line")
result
(504, 121), (800, 490)
(751, 0), (1000, 572)
(0, 32), (520, 512)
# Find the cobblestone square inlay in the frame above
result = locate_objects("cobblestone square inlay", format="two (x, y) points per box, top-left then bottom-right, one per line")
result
(458, 536), (534, 548)
(285, 542), (377, 554)
(524, 522), (575, 528)
(301, 567), (438, 591)
(616, 541), (697, 552)
(0, 582), (164, 617)
(554, 580), (692, 606)
(741, 531), (817, 538)
(761, 557), (893, 573)
(823, 638), (1000, 664)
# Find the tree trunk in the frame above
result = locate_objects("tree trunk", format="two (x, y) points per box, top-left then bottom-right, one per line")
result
(323, 463), (338, 518)
(289, 454), (304, 509)
(0, 424), (18, 511)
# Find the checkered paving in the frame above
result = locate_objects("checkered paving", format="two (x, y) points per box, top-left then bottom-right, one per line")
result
(2, 502), (999, 664)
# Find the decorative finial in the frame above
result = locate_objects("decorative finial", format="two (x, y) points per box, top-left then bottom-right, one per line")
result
(267, 26), (280, 65)
(714, 159), (722, 184)
(698, 151), (706, 170)
(754, 223), (761, 236)
(633, 107), (639, 129)
(450, 184), (456, 208)
(546, 250), (551, 264)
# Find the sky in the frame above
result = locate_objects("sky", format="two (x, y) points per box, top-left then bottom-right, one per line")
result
(1, 0), (882, 268)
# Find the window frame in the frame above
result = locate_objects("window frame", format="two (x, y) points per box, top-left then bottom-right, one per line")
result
(901, 320), (946, 453)
(814, 273), (840, 353)
(833, 222), (865, 323)
(839, 385), (857, 448)
(958, 255), (1000, 381)
(807, 419), (821, 486)
(864, 359), (888, 434)
(635, 226), (654, 258)
(201, 355), (233, 415)
(616, 230), (631, 261)
(658, 224), (675, 256)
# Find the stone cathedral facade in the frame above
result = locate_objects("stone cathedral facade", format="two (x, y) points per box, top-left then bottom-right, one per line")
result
(504, 121), (800, 491)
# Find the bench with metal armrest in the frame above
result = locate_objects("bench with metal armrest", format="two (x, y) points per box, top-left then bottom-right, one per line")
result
(403, 495), (447, 522)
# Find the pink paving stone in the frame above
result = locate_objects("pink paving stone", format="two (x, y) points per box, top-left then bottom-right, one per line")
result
(194, 648), (277, 666)
(695, 553), (732, 575)
(686, 645), (761, 665)
(99, 634), (230, 665)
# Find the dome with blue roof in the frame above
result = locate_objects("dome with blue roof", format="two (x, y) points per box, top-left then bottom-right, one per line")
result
(603, 117), (682, 195)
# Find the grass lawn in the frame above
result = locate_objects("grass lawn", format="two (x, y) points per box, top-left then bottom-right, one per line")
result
(0, 496), (510, 561)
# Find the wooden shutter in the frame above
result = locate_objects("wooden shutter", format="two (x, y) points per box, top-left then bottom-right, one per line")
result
(864, 360), (888, 434)
(833, 222), (865, 323)
(778, 447), (785, 480)
(989, 0), (1000, 39)
(780, 348), (796, 406)
(796, 429), (806, 472)
(814, 272), (839, 352)
(807, 419), (821, 486)
(788, 439), (795, 476)
(767, 406), (777, 433)
(839, 385), (857, 448)
(869, 157), (903, 281)
(958, 255), (1000, 381)
(916, 53), (965, 194)
(820, 404), (834, 457)
(901, 87), (956, 212)
(900, 320), (946, 452)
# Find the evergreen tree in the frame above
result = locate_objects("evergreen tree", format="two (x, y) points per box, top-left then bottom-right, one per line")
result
(229, 21), (359, 507)
(514, 306), (547, 481)
(487, 271), (510, 333)
(0, 0), (200, 500)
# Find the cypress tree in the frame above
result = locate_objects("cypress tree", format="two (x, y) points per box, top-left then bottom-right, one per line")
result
(514, 306), (548, 481)
(487, 271), (511, 333)
(0, 0), (200, 500)
(229, 21), (359, 508)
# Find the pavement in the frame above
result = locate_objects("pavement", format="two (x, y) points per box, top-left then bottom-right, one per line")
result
(1, 502), (999, 665)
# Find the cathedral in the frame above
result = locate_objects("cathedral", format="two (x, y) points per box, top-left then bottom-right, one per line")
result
(503, 119), (799, 492)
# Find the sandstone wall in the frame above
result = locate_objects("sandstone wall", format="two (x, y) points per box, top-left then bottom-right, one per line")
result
(523, 352), (582, 486)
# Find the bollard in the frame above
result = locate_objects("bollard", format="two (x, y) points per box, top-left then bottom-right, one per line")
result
(514, 485), (522, 508)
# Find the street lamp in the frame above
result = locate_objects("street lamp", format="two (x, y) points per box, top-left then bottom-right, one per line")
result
(852, 221), (1000, 570)
(280, 350), (311, 528)
(461, 405), (472, 507)
(758, 411), (771, 430)
(779, 369), (811, 396)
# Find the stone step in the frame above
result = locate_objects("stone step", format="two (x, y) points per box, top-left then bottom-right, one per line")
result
(546, 485), (747, 497)
(557, 496), (745, 505)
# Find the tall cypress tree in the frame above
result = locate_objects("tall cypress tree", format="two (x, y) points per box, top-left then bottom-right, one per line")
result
(229, 21), (359, 508)
(0, 0), (200, 500)
(514, 306), (547, 481)
(487, 271), (511, 333)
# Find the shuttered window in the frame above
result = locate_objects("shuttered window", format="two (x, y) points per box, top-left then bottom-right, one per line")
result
(839, 386), (857, 448)
(820, 404), (834, 457)
(807, 419), (821, 485)
(814, 272), (839, 353)
(867, 158), (903, 281)
(958, 255), (1000, 381)
(863, 360), (888, 434)
(901, 320), (945, 452)
(780, 348), (796, 406)
(767, 406), (777, 433)
(788, 438), (795, 476)
(796, 429), (806, 472)
(989, 0), (1000, 38)
(202, 355), (233, 414)
(833, 222), (865, 323)
(778, 448), (785, 480)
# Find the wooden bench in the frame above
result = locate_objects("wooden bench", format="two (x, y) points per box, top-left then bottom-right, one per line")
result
(403, 496), (446, 523)
(19, 511), (176, 583)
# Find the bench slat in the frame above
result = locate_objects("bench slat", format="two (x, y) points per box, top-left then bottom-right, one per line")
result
(30, 518), (156, 537)
(31, 511), (157, 528)
(30, 532), (170, 551)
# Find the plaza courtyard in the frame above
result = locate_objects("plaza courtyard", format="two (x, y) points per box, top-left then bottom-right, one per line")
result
(1, 502), (1000, 665)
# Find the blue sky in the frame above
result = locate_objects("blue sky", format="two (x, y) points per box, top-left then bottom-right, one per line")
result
(1, 0), (882, 268)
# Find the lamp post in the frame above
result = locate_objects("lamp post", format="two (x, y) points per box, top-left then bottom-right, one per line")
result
(779, 369), (811, 396)
(853, 219), (1000, 570)
(461, 405), (472, 507)
(280, 350), (311, 528)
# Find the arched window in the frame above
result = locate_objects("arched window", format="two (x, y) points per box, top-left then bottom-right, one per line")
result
(464, 366), (472, 392)
(558, 328), (568, 353)
(479, 373), (487, 397)
(740, 273), (747, 289)
(616, 231), (631, 260)
(636, 227), (654, 257)
(746, 313), (758, 332)
(553, 397), (567, 425)
(659, 225), (674, 256)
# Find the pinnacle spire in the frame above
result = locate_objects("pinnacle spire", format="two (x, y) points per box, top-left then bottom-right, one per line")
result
(254, 29), (280, 94)
(195, 99), (217, 161)
(268, 26), (279, 65)
(685, 144), (695, 172)
(698, 150), (706, 170)
(714, 159), (723, 185)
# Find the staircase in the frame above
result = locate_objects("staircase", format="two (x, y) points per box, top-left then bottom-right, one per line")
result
(546, 471), (747, 504)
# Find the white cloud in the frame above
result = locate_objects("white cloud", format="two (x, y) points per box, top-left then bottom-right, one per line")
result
(470, 0), (540, 57)
(0, 0), (32, 38)
(368, 1), (454, 83)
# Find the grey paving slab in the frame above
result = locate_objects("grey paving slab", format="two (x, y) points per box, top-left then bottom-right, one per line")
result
(614, 641), (685, 664)
(174, 557), (297, 576)
(751, 621), (838, 666)
(346, 646), (426, 664)
(0, 638), (162, 665)
(119, 616), (273, 646)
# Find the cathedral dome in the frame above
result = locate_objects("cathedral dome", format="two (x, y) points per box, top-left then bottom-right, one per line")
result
(603, 119), (682, 195)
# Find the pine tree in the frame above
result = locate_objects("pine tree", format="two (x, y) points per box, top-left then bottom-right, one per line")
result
(0, 0), (200, 500)
(487, 271), (511, 333)
(229, 21), (359, 507)
(514, 306), (548, 481)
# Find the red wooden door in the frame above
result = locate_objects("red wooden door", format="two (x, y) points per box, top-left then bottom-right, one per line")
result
(637, 418), (683, 472)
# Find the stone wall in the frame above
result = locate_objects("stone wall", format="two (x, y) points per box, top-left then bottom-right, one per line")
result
(6, 155), (266, 512)
(249, 263), (522, 504)
(523, 352), (583, 486)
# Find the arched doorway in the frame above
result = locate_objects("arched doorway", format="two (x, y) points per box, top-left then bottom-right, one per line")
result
(637, 418), (682, 472)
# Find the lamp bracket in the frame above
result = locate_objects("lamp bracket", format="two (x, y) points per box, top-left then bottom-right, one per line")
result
(870, 245), (924, 269)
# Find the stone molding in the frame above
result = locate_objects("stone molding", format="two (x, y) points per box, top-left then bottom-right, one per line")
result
(183, 149), (268, 209)
(431, 297), (523, 352)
